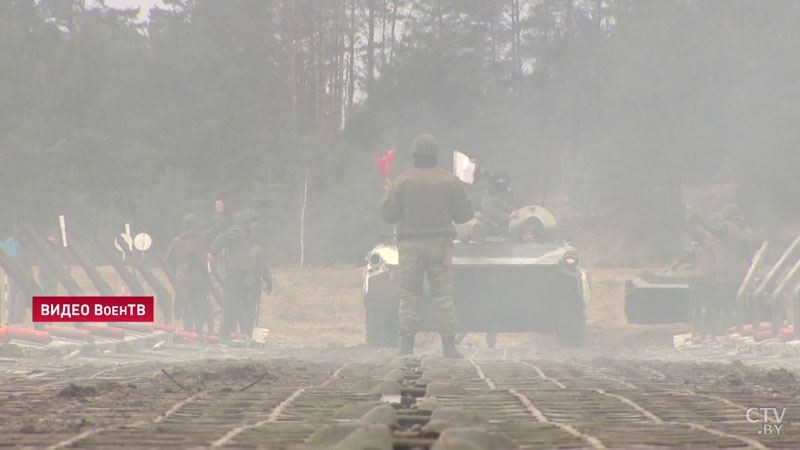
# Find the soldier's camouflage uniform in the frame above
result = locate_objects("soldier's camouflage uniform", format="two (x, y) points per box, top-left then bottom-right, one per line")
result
(167, 228), (213, 335)
(688, 232), (718, 335)
(481, 188), (519, 236)
(208, 218), (271, 339)
(380, 141), (473, 337)
(688, 204), (756, 335)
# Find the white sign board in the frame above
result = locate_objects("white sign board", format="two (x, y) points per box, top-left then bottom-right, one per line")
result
(133, 233), (152, 251)
(453, 150), (476, 184)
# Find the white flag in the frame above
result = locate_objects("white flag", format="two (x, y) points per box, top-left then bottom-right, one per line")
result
(453, 150), (476, 184)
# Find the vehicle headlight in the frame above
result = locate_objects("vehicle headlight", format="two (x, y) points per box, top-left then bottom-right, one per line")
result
(369, 253), (383, 266)
(563, 252), (578, 267)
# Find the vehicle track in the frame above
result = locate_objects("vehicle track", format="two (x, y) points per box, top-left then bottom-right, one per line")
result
(2, 343), (799, 448)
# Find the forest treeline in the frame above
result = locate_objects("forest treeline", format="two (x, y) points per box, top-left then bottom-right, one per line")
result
(1, 0), (798, 265)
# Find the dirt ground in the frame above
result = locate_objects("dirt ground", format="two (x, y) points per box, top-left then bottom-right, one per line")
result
(248, 265), (686, 349)
(9, 263), (688, 349)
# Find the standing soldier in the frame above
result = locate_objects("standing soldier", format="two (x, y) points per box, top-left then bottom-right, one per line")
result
(38, 229), (63, 296)
(685, 227), (718, 336)
(207, 209), (272, 340)
(380, 134), (474, 358)
(481, 170), (520, 237)
(210, 200), (232, 241)
(167, 214), (214, 335)
(698, 203), (756, 330)
(6, 224), (35, 324)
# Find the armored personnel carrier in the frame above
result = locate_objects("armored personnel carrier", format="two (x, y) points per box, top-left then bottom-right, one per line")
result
(363, 205), (590, 347)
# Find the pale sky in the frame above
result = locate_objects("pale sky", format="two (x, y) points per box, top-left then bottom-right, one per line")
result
(92, 0), (167, 21)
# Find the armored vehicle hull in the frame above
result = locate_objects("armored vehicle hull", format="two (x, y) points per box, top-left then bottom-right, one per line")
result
(364, 240), (589, 346)
(624, 274), (689, 324)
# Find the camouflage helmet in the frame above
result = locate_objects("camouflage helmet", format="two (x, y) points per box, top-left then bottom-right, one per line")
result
(719, 203), (741, 221)
(410, 134), (439, 157)
(491, 169), (510, 185)
(234, 208), (259, 225)
(182, 213), (200, 231)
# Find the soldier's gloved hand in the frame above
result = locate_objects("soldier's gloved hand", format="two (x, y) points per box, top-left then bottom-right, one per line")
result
(264, 279), (273, 295)
(207, 252), (214, 262)
(509, 210), (519, 219)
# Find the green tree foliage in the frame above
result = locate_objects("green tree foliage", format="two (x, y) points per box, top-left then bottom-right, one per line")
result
(1, 0), (798, 265)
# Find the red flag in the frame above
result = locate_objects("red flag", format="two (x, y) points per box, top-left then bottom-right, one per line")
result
(373, 149), (395, 177)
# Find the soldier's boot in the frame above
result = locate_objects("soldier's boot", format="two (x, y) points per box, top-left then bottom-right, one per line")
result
(441, 334), (464, 359)
(399, 333), (415, 356)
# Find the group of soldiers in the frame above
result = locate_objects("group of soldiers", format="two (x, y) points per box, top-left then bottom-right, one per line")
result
(456, 159), (535, 242)
(166, 202), (272, 339)
(681, 203), (757, 336)
(2, 203), (271, 341)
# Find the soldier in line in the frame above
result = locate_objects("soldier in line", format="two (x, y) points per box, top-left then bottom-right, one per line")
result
(686, 203), (755, 335)
(481, 169), (520, 237)
(684, 226), (718, 336)
(210, 200), (233, 240)
(380, 134), (474, 358)
(167, 214), (215, 335)
(5, 225), (35, 324)
(37, 229), (63, 296)
(698, 203), (756, 330)
(207, 209), (272, 339)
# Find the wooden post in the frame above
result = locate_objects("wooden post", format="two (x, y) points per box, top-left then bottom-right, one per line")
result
(771, 257), (800, 338)
(736, 241), (769, 333)
(92, 235), (146, 296)
(22, 224), (82, 296)
(793, 284), (800, 340)
(64, 235), (115, 296)
(754, 235), (800, 299)
(130, 256), (173, 325)
(0, 246), (43, 298)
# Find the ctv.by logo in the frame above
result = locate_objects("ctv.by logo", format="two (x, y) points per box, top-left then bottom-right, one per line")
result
(746, 407), (787, 435)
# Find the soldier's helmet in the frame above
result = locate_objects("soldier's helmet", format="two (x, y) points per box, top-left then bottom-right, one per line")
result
(410, 134), (439, 157)
(719, 203), (742, 221)
(490, 169), (511, 191)
(235, 209), (259, 225)
(182, 213), (200, 231)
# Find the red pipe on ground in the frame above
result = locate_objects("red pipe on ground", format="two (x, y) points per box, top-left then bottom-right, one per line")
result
(152, 324), (175, 333)
(755, 329), (772, 341)
(44, 326), (94, 342)
(116, 323), (154, 333)
(176, 330), (199, 340)
(0, 327), (7, 340)
(81, 325), (124, 339)
(7, 326), (52, 344)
